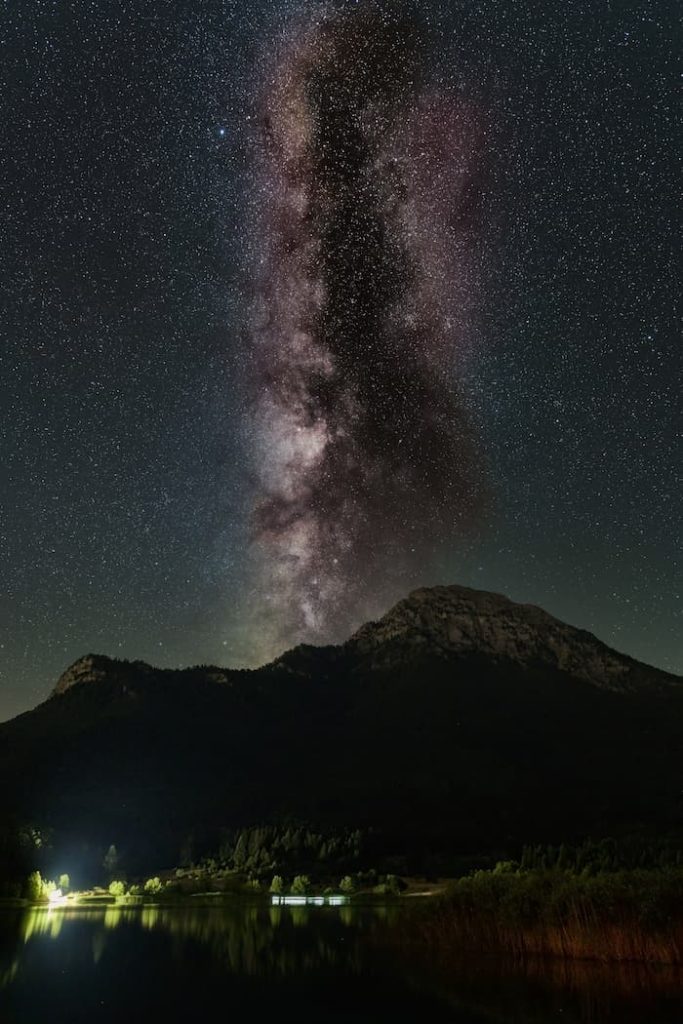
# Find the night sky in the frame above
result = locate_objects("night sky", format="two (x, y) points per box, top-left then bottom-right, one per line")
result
(1, 0), (679, 721)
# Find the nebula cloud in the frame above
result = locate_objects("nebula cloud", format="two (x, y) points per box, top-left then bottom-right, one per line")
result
(247, 6), (486, 653)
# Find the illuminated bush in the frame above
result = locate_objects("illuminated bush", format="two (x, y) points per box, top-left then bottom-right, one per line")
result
(25, 871), (47, 901)
(269, 875), (284, 894)
(144, 877), (162, 894)
(108, 880), (125, 897)
(58, 874), (70, 893)
(340, 875), (355, 894)
(290, 875), (310, 895)
(24, 872), (59, 901)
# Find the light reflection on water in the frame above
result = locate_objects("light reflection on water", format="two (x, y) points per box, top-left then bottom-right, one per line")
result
(4, 901), (396, 983)
(1, 903), (682, 1024)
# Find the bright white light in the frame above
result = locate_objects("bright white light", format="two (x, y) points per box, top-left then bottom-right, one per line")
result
(270, 894), (349, 907)
(48, 888), (64, 904)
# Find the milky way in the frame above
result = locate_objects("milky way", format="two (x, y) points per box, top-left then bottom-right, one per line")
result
(2, 0), (678, 717)
(246, 6), (486, 651)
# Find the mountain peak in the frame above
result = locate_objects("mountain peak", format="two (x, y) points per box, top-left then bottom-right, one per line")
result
(52, 654), (120, 696)
(349, 584), (676, 692)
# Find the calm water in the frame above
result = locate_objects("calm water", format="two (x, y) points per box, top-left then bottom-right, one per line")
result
(1, 900), (681, 1024)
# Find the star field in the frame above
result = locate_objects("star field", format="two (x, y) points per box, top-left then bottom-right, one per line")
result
(0, 0), (679, 719)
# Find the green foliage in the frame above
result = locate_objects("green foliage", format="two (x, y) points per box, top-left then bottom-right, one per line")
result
(493, 860), (517, 875)
(24, 871), (59, 901)
(290, 874), (310, 895)
(373, 874), (405, 896)
(244, 878), (261, 891)
(25, 871), (49, 901)
(445, 865), (683, 929)
(25, 871), (42, 901)
(108, 880), (125, 897)
(144, 876), (162, 894)
(269, 875), (284, 894)
(58, 873), (70, 893)
(222, 824), (365, 878)
(339, 875), (355, 894)
(354, 869), (378, 889)
(516, 837), (683, 876)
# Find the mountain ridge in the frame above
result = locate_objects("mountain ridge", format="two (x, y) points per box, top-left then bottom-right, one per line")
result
(1, 583), (680, 875)
(50, 584), (679, 701)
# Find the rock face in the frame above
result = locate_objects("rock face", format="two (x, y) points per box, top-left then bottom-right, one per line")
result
(350, 585), (676, 692)
(52, 654), (119, 696)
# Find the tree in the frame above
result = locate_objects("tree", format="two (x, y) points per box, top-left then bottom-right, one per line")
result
(144, 877), (162, 894)
(270, 875), (284, 894)
(58, 873), (70, 893)
(108, 880), (125, 898)
(339, 875), (355, 894)
(103, 844), (119, 880)
(25, 871), (45, 901)
(290, 875), (310, 895)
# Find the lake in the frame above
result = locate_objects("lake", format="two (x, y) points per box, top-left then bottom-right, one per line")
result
(1, 899), (681, 1023)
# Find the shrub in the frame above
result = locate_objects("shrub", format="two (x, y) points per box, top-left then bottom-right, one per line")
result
(108, 880), (125, 898)
(373, 875), (405, 896)
(290, 875), (310, 895)
(25, 871), (47, 902)
(269, 875), (284, 894)
(340, 875), (355, 894)
(493, 860), (518, 875)
(24, 872), (59, 902)
(58, 874), (70, 893)
(144, 877), (162, 895)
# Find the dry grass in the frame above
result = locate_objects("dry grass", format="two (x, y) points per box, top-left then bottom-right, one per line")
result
(418, 868), (683, 964)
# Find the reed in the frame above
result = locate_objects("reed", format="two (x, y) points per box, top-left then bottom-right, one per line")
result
(419, 867), (683, 964)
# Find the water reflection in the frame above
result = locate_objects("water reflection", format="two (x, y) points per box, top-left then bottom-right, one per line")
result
(7, 900), (396, 980)
(394, 935), (683, 1024)
(1, 902), (682, 1024)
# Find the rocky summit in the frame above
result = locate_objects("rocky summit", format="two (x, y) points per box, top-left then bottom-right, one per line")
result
(349, 585), (676, 692)
(52, 654), (129, 696)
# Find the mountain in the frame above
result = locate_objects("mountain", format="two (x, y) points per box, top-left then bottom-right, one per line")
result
(349, 585), (675, 692)
(0, 585), (681, 875)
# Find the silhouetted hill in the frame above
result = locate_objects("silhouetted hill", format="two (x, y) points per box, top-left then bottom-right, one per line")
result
(1, 585), (681, 873)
